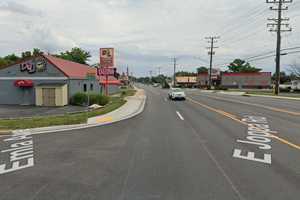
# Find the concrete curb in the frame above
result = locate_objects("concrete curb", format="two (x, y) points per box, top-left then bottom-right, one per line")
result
(199, 90), (217, 93)
(244, 94), (300, 101)
(11, 89), (147, 136)
(218, 91), (246, 96)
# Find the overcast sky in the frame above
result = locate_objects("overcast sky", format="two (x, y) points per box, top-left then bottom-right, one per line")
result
(0, 0), (300, 76)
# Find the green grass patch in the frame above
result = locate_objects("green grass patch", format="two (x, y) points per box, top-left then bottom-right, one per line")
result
(0, 97), (127, 130)
(121, 89), (136, 97)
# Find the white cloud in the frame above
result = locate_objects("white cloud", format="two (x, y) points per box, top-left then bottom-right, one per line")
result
(0, 0), (299, 76)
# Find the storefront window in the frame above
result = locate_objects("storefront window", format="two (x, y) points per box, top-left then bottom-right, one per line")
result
(83, 84), (87, 92)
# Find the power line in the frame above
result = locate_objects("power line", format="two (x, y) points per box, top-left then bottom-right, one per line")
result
(220, 7), (269, 44)
(245, 46), (300, 61)
(213, 46), (300, 69)
(248, 50), (300, 62)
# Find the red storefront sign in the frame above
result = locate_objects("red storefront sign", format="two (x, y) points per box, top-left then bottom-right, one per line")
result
(14, 80), (34, 87)
(97, 67), (115, 76)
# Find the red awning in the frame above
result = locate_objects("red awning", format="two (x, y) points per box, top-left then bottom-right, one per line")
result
(14, 80), (34, 87)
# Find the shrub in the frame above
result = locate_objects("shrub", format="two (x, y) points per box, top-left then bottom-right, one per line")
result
(97, 95), (110, 106)
(214, 85), (228, 90)
(71, 93), (88, 106)
(71, 93), (110, 106)
(88, 93), (99, 105)
(279, 87), (291, 92)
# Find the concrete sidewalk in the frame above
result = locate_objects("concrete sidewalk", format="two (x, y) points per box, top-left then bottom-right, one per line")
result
(88, 89), (146, 124)
(11, 89), (146, 135)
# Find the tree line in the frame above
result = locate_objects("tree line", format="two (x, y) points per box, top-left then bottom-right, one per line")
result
(0, 47), (91, 69)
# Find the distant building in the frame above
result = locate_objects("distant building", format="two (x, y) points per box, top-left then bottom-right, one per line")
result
(221, 72), (272, 89)
(197, 73), (209, 87)
(119, 72), (130, 85)
(197, 71), (221, 88)
(176, 76), (198, 88)
(0, 54), (121, 106)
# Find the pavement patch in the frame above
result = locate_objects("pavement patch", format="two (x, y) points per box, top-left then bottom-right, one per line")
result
(233, 116), (275, 164)
(0, 132), (35, 174)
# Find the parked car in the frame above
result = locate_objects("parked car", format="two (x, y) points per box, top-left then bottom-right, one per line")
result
(279, 83), (292, 92)
(291, 80), (300, 91)
(168, 88), (186, 100)
(153, 83), (160, 87)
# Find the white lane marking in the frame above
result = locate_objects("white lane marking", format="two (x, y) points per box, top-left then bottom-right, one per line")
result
(0, 133), (35, 175)
(232, 116), (273, 165)
(176, 111), (184, 120)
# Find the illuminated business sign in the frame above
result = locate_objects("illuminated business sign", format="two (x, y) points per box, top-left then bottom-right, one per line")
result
(100, 48), (114, 68)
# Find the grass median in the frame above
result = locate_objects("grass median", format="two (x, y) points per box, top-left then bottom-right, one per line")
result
(0, 90), (136, 130)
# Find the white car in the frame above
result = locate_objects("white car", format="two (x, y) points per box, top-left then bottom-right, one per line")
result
(168, 88), (186, 100)
(291, 80), (300, 91)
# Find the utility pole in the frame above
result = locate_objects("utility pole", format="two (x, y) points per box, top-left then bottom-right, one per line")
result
(126, 65), (130, 85)
(205, 36), (220, 89)
(173, 57), (177, 87)
(267, 0), (292, 95)
(149, 70), (153, 84)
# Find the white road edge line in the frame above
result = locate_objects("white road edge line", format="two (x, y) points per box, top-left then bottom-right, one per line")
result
(176, 111), (184, 120)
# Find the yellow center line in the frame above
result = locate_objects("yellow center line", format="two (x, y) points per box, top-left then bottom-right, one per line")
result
(191, 93), (300, 116)
(187, 96), (300, 150)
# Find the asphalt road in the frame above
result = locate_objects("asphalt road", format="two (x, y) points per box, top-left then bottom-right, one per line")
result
(0, 85), (299, 200)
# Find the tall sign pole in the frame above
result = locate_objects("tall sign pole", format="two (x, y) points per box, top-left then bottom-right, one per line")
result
(99, 48), (115, 96)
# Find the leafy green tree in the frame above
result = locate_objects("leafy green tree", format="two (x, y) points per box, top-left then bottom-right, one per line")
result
(0, 54), (21, 69)
(21, 51), (32, 59)
(56, 47), (91, 64)
(228, 59), (261, 73)
(272, 71), (299, 83)
(151, 75), (168, 84)
(175, 71), (197, 76)
(0, 58), (8, 69)
(0, 49), (40, 69)
(32, 48), (43, 56)
(4, 54), (19, 63)
(289, 62), (300, 79)
(197, 66), (208, 73)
